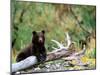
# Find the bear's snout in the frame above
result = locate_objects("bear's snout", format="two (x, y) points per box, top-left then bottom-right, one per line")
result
(38, 37), (43, 43)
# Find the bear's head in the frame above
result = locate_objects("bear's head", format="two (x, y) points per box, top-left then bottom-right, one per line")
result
(32, 30), (45, 46)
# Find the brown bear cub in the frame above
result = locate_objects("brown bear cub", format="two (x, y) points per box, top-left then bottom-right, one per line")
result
(16, 30), (47, 63)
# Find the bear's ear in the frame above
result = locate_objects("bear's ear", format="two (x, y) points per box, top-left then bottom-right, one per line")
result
(41, 30), (45, 34)
(32, 31), (37, 35)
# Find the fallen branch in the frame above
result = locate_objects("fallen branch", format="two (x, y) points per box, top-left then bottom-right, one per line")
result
(50, 32), (72, 53)
(46, 32), (76, 61)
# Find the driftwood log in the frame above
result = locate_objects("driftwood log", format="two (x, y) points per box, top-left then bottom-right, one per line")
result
(12, 32), (86, 73)
(12, 56), (37, 73)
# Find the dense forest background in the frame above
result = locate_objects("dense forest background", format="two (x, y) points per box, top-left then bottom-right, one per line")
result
(11, 0), (96, 66)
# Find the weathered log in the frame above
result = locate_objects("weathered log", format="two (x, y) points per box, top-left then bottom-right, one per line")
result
(46, 49), (75, 61)
(12, 56), (37, 73)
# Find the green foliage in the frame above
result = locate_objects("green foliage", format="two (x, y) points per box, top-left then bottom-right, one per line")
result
(73, 5), (96, 33)
(89, 48), (96, 58)
(85, 48), (96, 58)
(11, 1), (96, 53)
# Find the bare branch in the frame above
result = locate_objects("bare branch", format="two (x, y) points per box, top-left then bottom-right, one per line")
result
(51, 32), (72, 53)
(51, 40), (64, 48)
(65, 32), (72, 48)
